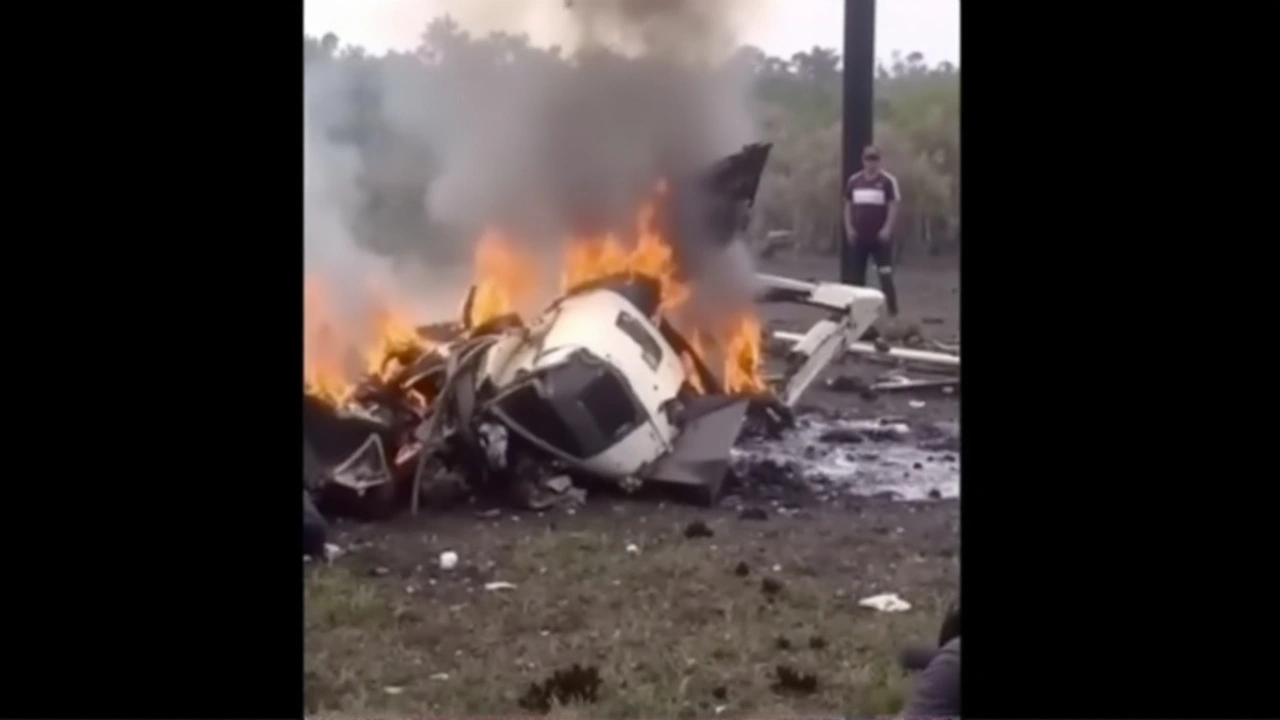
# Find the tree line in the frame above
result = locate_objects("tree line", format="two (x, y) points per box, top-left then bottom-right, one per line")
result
(304, 18), (958, 263)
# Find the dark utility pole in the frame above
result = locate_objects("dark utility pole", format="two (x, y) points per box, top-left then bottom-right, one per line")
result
(840, 0), (876, 284)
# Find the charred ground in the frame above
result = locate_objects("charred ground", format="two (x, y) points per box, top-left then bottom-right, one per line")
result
(304, 254), (959, 718)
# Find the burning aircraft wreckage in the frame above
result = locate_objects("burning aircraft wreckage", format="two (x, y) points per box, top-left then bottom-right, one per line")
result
(303, 144), (959, 550)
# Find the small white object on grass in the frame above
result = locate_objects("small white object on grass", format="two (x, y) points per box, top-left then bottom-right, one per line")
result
(383, 686), (404, 695)
(430, 672), (449, 681)
(484, 581), (517, 591)
(626, 543), (640, 555)
(440, 551), (458, 570)
(858, 592), (912, 612)
(909, 400), (926, 409)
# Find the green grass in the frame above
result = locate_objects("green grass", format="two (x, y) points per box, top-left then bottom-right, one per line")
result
(305, 502), (958, 717)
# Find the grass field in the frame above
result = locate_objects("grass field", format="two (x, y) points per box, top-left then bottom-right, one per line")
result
(306, 500), (958, 717)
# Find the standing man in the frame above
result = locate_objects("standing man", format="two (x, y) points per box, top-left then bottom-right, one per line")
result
(843, 145), (902, 316)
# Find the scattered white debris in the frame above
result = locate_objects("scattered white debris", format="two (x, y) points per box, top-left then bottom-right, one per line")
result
(439, 551), (459, 570)
(625, 543), (640, 555)
(323, 543), (343, 561)
(771, 564), (782, 573)
(429, 673), (449, 681)
(715, 705), (729, 715)
(858, 592), (912, 612)
(545, 474), (573, 493)
(484, 581), (517, 591)
(383, 686), (404, 695)
(909, 400), (927, 409)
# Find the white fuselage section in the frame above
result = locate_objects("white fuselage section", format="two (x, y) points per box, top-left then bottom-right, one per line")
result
(478, 287), (684, 479)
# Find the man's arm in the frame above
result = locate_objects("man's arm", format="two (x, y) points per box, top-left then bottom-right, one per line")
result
(882, 173), (902, 239)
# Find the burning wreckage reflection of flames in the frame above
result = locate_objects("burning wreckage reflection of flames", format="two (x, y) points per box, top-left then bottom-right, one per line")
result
(304, 184), (766, 407)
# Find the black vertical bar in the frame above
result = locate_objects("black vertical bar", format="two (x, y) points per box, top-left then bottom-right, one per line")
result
(840, 0), (876, 283)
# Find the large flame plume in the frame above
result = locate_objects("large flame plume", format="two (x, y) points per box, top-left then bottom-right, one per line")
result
(304, 184), (763, 405)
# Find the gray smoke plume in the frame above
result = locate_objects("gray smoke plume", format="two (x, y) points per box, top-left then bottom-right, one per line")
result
(303, 0), (763, 363)
(417, 0), (761, 243)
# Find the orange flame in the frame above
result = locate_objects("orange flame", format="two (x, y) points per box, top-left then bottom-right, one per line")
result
(469, 229), (540, 329)
(303, 277), (351, 404)
(722, 313), (765, 394)
(559, 183), (691, 314)
(303, 181), (766, 406)
(303, 275), (434, 405)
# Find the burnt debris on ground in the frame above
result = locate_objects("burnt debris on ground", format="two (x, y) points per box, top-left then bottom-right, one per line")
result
(772, 665), (819, 696)
(303, 358), (959, 560)
(518, 664), (604, 713)
(304, 400), (960, 556)
(730, 410), (960, 505)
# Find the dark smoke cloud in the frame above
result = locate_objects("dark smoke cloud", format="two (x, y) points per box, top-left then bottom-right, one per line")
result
(567, 0), (745, 60)
(421, 0), (760, 243)
(304, 0), (762, 319)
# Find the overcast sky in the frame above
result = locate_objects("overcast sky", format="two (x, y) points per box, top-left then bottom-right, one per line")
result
(303, 0), (959, 65)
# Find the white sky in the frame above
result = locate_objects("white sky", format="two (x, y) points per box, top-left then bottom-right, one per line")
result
(303, 0), (959, 65)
